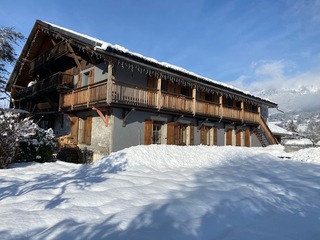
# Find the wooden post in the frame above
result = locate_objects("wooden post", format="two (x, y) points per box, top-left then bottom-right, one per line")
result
(241, 100), (244, 122)
(87, 85), (90, 108)
(106, 59), (113, 104)
(219, 95), (223, 119)
(157, 77), (162, 110)
(71, 90), (75, 110)
(192, 85), (196, 116)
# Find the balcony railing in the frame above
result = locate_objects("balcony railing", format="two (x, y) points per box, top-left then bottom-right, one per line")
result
(29, 41), (69, 73)
(161, 92), (193, 113)
(60, 80), (261, 123)
(15, 72), (74, 100)
(112, 81), (157, 107)
(196, 99), (220, 116)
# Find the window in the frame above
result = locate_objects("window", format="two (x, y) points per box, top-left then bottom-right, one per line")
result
(152, 121), (162, 144)
(82, 71), (90, 87)
(200, 126), (217, 146)
(167, 122), (194, 145)
(223, 96), (233, 107)
(77, 69), (94, 88)
(144, 120), (164, 145)
(175, 124), (187, 145)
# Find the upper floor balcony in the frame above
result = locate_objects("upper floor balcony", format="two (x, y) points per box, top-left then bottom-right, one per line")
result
(14, 72), (74, 100)
(29, 41), (70, 74)
(60, 79), (260, 124)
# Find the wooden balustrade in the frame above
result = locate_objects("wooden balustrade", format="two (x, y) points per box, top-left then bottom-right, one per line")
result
(223, 106), (242, 120)
(15, 73), (73, 100)
(196, 99), (220, 116)
(161, 93), (193, 113)
(29, 41), (69, 73)
(60, 80), (261, 124)
(112, 82), (157, 107)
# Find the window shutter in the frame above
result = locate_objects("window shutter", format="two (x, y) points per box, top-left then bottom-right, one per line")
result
(144, 119), (152, 145)
(89, 69), (95, 85)
(167, 122), (175, 145)
(236, 130), (241, 146)
(70, 116), (79, 144)
(190, 124), (194, 145)
(174, 124), (180, 145)
(213, 127), (218, 145)
(77, 73), (82, 88)
(226, 129), (232, 145)
(85, 116), (92, 145)
(245, 129), (251, 147)
(200, 126), (205, 145)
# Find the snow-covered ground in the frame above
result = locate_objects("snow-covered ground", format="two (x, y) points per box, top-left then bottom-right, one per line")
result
(1, 145), (320, 240)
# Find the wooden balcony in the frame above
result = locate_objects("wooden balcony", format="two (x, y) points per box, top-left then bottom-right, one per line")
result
(15, 72), (74, 100)
(196, 99), (220, 116)
(161, 92), (193, 113)
(60, 80), (261, 123)
(29, 41), (70, 74)
(61, 81), (157, 109)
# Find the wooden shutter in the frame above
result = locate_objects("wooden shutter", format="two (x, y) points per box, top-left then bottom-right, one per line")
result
(167, 122), (175, 145)
(70, 116), (79, 144)
(236, 130), (241, 146)
(213, 127), (217, 145)
(77, 73), (82, 88)
(226, 129), (232, 145)
(174, 124), (180, 145)
(200, 126), (206, 145)
(85, 116), (92, 145)
(190, 124), (194, 145)
(245, 129), (251, 147)
(144, 119), (152, 145)
(89, 69), (94, 85)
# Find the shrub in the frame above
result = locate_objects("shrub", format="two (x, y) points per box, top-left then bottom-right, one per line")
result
(0, 110), (57, 168)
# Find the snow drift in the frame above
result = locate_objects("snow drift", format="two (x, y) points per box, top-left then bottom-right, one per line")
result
(0, 145), (320, 240)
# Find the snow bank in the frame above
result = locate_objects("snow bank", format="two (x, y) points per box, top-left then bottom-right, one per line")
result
(97, 145), (266, 171)
(291, 147), (320, 163)
(1, 145), (320, 240)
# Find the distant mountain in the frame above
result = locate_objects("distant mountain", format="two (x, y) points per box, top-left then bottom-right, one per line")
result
(255, 85), (320, 132)
(256, 85), (320, 113)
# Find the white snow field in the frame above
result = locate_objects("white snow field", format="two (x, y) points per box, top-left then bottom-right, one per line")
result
(1, 145), (320, 240)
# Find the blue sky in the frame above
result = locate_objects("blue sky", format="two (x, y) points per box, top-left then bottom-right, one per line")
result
(1, 0), (320, 92)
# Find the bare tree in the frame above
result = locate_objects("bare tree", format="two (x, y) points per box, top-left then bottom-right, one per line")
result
(0, 26), (24, 101)
(304, 119), (320, 146)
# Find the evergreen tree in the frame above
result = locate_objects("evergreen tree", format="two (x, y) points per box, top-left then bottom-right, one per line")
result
(0, 26), (24, 102)
(286, 119), (298, 133)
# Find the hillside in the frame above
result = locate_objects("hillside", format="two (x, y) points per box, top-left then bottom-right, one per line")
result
(1, 145), (320, 240)
(256, 86), (320, 132)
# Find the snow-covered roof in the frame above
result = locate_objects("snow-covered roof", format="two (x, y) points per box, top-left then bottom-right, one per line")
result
(41, 20), (277, 107)
(268, 122), (293, 136)
(284, 138), (313, 146)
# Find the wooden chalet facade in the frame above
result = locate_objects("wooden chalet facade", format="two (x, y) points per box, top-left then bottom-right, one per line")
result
(6, 20), (278, 161)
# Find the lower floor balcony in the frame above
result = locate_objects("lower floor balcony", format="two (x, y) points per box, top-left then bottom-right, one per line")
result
(60, 80), (260, 123)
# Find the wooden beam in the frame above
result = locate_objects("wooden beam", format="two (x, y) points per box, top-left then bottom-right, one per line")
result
(122, 108), (135, 127)
(106, 59), (113, 104)
(66, 42), (82, 70)
(92, 106), (109, 126)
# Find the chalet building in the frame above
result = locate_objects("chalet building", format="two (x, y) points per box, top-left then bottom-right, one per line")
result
(6, 20), (278, 161)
